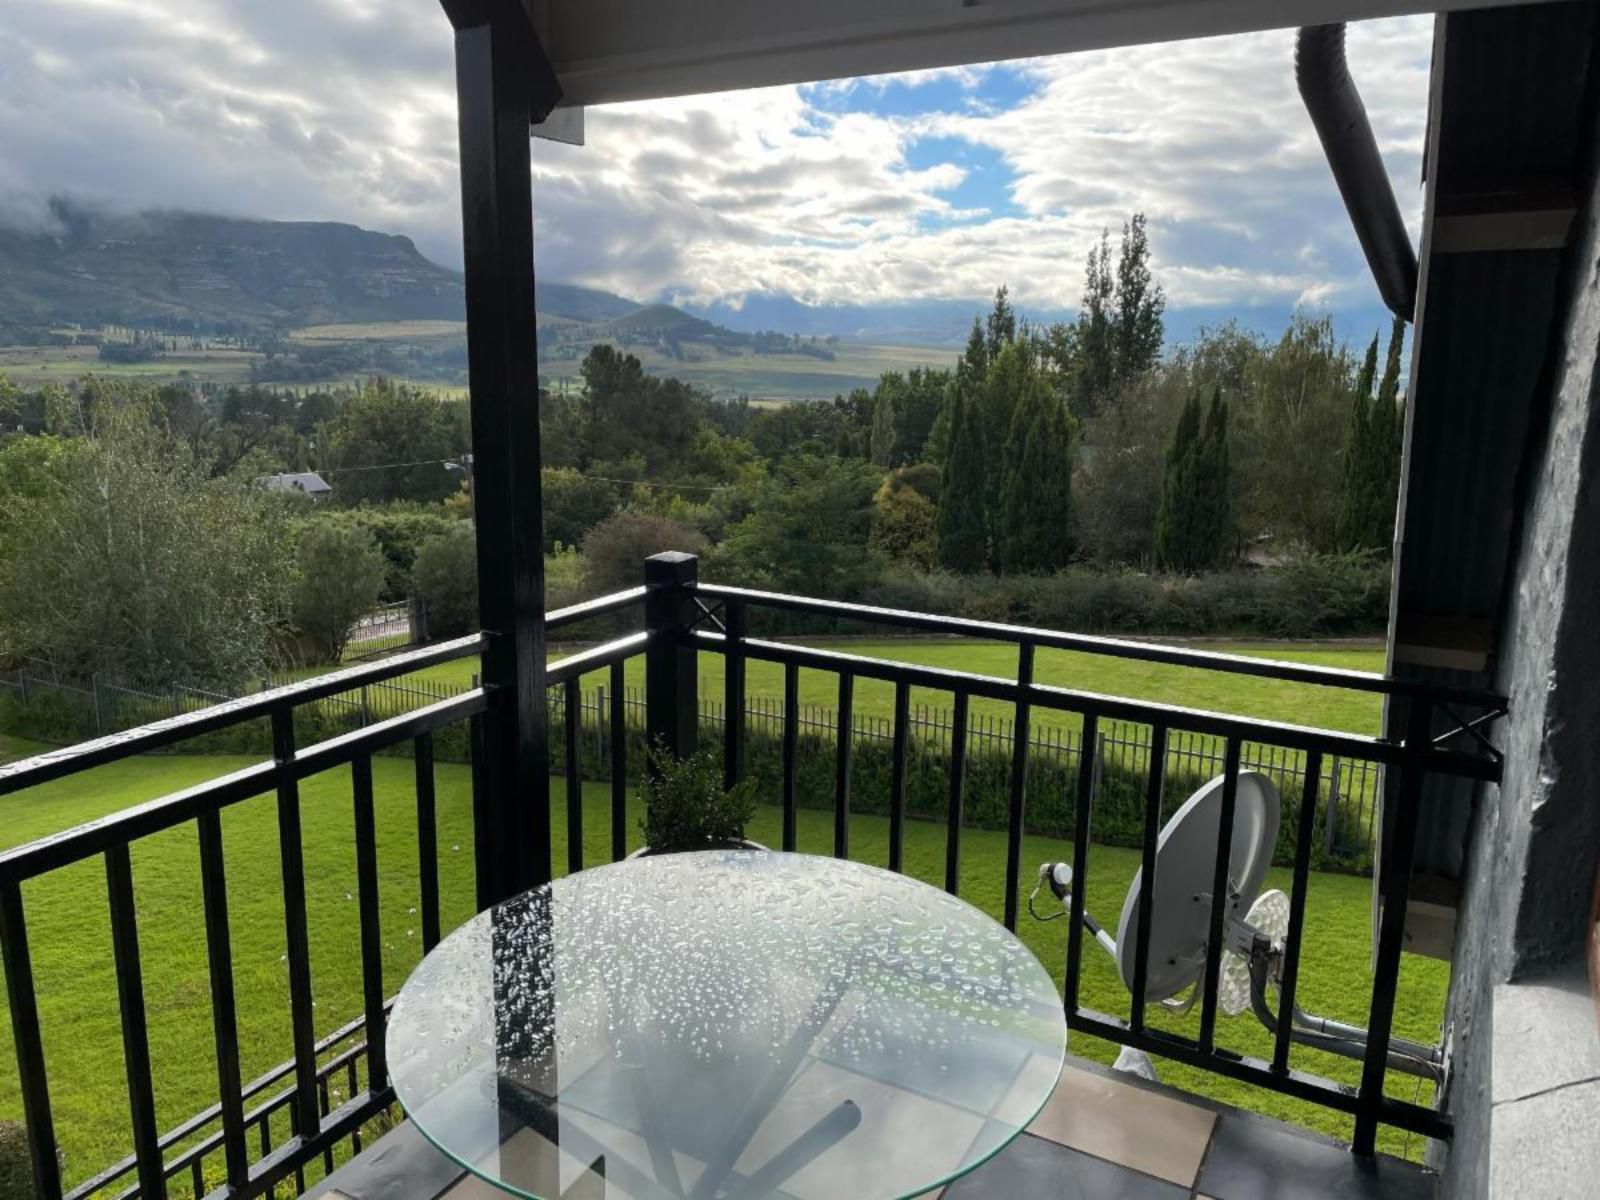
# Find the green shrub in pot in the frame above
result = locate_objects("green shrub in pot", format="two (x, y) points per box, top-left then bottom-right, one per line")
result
(639, 743), (759, 855)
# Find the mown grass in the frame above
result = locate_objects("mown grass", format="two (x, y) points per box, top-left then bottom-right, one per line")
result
(0, 727), (1439, 1194)
(403, 638), (1388, 738)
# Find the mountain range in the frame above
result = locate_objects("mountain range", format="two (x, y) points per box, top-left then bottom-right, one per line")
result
(0, 201), (1390, 350)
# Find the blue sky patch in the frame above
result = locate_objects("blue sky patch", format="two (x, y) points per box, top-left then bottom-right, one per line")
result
(803, 63), (1039, 119)
(902, 135), (1023, 223)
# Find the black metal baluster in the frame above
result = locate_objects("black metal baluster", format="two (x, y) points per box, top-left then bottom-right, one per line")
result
(944, 691), (969, 895)
(565, 677), (583, 875)
(1130, 725), (1167, 1035)
(469, 710), (496, 913)
(197, 810), (248, 1190)
(414, 733), (442, 952)
(724, 599), (746, 789)
(352, 754), (387, 1091)
(834, 674), (854, 859)
(1354, 702), (1430, 1154)
(0, 883), (61, 1200)
(888, 682), (910, 874)
(610, 661), (627, 861)
(1004, 644), (1035, 931)
(782, 663), (799, 851)
(190, 1157), (204, 1197)
(1198, 737), (1243, 1054)
(348, 1058), (363, 1153)
(1275, 750), (1323, 1074)
(1064, 712), (1098, 1019)
(106, 845), (166, 1199)
(272, 706), (321, 1140)
(318, 1075), (335, 1172)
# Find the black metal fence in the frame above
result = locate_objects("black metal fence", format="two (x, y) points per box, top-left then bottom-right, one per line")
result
(1, 672), (1383, 869)
(0, 560), (1506, 1198)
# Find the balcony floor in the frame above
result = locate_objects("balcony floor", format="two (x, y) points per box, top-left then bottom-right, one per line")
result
(307, 1057), (1437, 1199)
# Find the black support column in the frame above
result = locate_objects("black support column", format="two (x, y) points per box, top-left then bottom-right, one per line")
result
(443, 0), (563, 902)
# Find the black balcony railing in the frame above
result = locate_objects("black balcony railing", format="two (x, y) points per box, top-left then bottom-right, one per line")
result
(0, 557), (1505, 1197)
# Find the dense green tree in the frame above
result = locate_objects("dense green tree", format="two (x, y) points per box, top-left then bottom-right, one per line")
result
(290, 524), (388, 664)
(997, 373), (1073, 573)
(960, 317), (989, 383)
(412, 525), (480, 639)
(1339, 318), (1406, 552)
(869, 476), (939, 570)
(0, 382), (292, 685)
(542, 467), (619, 552)
(1067, 214), (1166, 419)
(984, 285), (1017, 360)
(1154, 389), (1232, 571)
(579, 345), (700, 471)
(869, 383), (899, 467)
(1113, 214), (1166, 383)
(716, 455), (883, 595)
(320, 377), (467, 505)
(936, 383), (989, 572)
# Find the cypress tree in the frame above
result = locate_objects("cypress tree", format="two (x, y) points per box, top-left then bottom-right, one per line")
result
(1155, 394), (1202, 569)
(1154, 390), (1232, 572)
(1339, 319), (1405, 551)
(869, 387), (899, 467)
(1199, 388), (1233, 564)
(936, 382), (989, 572)
(998, 378), (1073, 573)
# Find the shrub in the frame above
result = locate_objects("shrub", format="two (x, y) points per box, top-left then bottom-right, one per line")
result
(0, 1120), (63, 1200)
(640, 744), (758, 853)
(412, 525), (479, 639)
(582, 512), (707, 594)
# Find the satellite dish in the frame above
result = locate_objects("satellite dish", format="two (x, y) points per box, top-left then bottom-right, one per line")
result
(1113, 771), (1281, 1003)
(1219, 888), (1290, 1016)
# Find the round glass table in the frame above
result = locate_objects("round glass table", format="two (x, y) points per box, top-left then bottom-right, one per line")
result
(388, 851), (1066, 1200)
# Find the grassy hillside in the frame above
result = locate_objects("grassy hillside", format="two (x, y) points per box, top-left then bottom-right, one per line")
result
(0, 737), (1440, 1193)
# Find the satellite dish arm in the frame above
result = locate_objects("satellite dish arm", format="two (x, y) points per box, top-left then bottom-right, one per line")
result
(1247, 955), (1443, 1082)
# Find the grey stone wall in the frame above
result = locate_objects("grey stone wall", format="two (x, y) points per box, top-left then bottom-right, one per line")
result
(1442, 106), (1600, 1199)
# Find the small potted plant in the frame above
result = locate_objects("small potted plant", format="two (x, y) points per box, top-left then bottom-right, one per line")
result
(634, 743), (762, 856)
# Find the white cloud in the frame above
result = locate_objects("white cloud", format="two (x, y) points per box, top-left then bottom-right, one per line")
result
(0, 2), (1432, 316)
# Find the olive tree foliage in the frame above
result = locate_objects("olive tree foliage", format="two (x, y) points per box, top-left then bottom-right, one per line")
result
(0, 381), (294, 686)
(290, 523), (388, 664)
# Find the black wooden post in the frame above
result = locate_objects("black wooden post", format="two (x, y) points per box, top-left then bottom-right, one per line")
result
(645, 552), (699, 764)
(442, 0), (562, 902)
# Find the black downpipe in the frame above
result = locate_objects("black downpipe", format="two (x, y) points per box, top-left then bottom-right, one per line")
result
(1297, 24), (1418, 321)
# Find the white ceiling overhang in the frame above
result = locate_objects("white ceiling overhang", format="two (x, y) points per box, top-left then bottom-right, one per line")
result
(527, 0), (1548, 108)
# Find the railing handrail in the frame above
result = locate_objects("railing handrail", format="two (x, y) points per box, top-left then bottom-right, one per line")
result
(692, 631), (1501, 784)
(697, 581), (1506, 710)
(0, 587), (652, 798)
(0, 634), (486, 796)
(0, 689), (490, 886)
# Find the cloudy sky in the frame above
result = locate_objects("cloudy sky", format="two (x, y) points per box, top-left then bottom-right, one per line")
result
(0, 2), (1432, 320)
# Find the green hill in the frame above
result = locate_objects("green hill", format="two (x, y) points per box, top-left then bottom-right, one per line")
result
(0, 199), (638, 334)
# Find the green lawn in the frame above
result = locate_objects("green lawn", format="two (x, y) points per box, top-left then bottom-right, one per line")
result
(0, 724), (1439, 1193)
(402, 638), (1388, 739)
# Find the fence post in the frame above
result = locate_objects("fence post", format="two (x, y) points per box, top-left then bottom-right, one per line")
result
(91, 673), (104, 735)
(1324, 757), (1343, 855)
(644, 552), (699, 765)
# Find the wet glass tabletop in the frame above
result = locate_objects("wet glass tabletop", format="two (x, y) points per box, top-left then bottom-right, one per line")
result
(388, 850), (1067, 1200)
